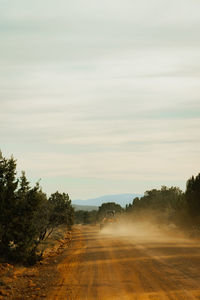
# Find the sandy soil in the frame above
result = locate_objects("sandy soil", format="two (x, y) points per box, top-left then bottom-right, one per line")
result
(47, 225), (200, 300)
(0, 230), (72, 299)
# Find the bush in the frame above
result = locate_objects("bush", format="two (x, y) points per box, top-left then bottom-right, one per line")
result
(0, 152), (74, 264)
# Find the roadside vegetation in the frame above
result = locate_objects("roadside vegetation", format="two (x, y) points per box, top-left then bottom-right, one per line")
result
(74, 210), (98, 224)
(125, 175), (200, 236)
(1, 150), (200, 265)
(0, 152), (74, 265)
(74, 202), (123, 224)
(75, 174), (200, 237)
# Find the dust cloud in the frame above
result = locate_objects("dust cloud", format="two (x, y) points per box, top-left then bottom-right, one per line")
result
(99, 214), (188, 244)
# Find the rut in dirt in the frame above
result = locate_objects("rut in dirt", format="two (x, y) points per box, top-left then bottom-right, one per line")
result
(47, 225), (200, 300)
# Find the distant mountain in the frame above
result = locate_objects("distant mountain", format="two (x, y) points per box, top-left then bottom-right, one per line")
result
(72, 193), (142, 208)
(73, 204), (98, 211)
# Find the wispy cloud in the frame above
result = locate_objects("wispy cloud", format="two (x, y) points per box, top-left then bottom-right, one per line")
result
(1, 0), (200, 198)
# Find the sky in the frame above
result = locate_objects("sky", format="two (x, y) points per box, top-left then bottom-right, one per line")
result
(1, 0), (200, 199)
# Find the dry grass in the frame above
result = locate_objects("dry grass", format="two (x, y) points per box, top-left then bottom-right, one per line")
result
(37, 225), (70, 256)
(0, 225), (72, 299)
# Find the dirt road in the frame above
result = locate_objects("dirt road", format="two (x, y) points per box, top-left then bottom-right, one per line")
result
(48, 225), (200, 300)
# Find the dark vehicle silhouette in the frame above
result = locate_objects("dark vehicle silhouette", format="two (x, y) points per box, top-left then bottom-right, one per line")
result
(100, 210), (116, 230)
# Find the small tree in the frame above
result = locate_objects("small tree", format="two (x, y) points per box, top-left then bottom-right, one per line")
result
(49, 192), (74, 230)
(9, 176), (49, 263)
(186, 174), (200, 226)
(0, 154), (18, 256)
(0, 152), (74, 264)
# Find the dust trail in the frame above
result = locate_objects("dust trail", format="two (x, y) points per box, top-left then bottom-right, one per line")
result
(99, 216), (192, 244)
(48, 225), (200, 300)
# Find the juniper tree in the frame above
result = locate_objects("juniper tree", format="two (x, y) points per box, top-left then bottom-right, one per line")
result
(186, 174), (200, 226)
(0, 154), (18, 255)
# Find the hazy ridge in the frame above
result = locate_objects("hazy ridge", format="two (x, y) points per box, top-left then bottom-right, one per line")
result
(72, 193), (142, 208)
(73, 204), (98, 211)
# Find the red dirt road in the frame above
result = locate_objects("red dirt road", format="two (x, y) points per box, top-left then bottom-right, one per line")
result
(48, 225), (200, 300)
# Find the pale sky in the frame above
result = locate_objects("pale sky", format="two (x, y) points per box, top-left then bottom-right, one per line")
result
(1, 0), (200, 199)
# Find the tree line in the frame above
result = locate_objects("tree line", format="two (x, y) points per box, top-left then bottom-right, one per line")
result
(125, 174), (200, 234)
(0, 152), (74, 265)
(74, 202), (123, 224)
(75, 174), (200, 236)
(1, 150), (199, 264)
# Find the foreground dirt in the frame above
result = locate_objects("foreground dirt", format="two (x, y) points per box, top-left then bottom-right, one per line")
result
(48, 225), (200, 300)
(0, 231), (72, 299)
